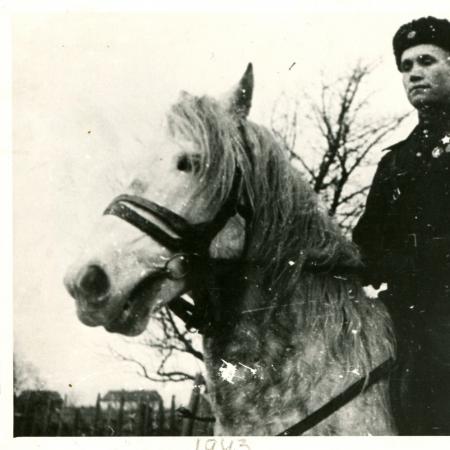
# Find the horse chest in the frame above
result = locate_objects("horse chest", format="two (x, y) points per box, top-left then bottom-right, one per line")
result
(203, 336), (311, 434)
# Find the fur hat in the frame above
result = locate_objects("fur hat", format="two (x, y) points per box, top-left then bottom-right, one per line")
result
(393, 16), (450, 70)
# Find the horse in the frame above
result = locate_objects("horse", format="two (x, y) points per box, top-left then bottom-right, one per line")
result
(64, 64), (397, 435)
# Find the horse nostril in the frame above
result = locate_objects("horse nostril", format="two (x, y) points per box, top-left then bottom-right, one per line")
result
(78, 264), (110, 299)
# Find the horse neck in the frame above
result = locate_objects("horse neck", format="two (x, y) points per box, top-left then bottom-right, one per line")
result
(200, 267), (339, 434)
(202, 264), (326, 368)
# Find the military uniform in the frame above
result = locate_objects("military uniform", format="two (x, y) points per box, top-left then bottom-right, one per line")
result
(353, 114), (450, 434)
(353, 13), (450, 436)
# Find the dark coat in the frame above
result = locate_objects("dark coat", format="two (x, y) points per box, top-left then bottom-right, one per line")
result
(353, 118), (450, 309)
(354, 116), (450, 435)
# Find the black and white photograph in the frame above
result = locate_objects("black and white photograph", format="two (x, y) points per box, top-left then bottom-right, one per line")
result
(3, 0), (450, 447)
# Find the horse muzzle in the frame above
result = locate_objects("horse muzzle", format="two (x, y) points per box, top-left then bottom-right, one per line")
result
(64, 251), (193, 335)
(65, 264), (111, 305)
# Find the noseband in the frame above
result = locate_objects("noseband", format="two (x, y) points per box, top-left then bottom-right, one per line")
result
(104, 188), (241, 256)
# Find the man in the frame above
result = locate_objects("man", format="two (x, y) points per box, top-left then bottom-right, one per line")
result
(353, 16), (450, 435)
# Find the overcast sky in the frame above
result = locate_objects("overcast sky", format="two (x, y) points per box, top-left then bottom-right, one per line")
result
(9, 2), (450, 413)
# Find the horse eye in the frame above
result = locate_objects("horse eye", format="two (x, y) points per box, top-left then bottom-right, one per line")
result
(177, 155), (193, 172)
(177, 154), (201, 173)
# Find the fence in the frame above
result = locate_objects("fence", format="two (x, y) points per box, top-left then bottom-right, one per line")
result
(14, 374), (214, 436)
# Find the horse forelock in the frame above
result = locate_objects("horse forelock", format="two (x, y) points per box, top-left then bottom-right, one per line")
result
(166, 92), (394, 378)
(166, 93), (243, 211)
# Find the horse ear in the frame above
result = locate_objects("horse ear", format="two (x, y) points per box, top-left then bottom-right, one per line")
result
(223, 63), (254, 119)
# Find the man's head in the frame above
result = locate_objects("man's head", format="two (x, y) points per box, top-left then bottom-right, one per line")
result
(393, 16), (450, 111)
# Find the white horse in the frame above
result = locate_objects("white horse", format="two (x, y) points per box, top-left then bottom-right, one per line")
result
(64, 65), (396, 435)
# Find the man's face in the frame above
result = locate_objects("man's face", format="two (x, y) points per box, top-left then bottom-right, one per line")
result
(400, 44), (450, 110)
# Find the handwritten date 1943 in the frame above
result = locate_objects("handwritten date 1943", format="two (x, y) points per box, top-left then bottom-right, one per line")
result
(195, 438), (251, 450)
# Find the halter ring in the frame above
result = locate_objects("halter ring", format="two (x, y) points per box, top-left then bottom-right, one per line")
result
(163, 253), (200, 280)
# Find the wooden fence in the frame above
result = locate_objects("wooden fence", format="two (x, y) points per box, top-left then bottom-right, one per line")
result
(14, 374), (214, 437)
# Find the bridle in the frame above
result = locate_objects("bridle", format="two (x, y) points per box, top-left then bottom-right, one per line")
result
(104, 192), (241, 256)
(103, 185), (244, 331)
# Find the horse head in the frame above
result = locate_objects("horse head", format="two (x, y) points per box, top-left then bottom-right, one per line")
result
(64, 64), (255, 336)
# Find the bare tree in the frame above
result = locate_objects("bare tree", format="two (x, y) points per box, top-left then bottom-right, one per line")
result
(114, 61), (410, 382)
(271, 61), (410, 232)
(111, 306), (203, 384)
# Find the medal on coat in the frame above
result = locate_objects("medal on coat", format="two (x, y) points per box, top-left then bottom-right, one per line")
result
(432, 146), (443, 158)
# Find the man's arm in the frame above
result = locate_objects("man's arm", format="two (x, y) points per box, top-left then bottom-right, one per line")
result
(353, 154), (393, 288)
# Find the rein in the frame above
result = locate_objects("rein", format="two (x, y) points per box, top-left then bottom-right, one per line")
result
(278, 357), (395, 435)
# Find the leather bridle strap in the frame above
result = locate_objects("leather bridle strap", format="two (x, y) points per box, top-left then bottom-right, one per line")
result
(103, 189), (241, 254)
(277, 357), (395, 436)
(104, 195), (191, 252)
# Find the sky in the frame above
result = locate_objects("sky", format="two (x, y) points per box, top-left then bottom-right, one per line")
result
(5, 0), (450, 428)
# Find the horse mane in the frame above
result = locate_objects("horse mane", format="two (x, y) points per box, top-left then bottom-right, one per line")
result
(166, 92), (394, 381)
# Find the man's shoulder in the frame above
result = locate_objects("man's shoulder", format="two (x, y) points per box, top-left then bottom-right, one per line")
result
(379, 132), (416, 167)
(381, 125), (419, 156)
(382, 138), (408, 154)
(377, 139), (407, 168)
